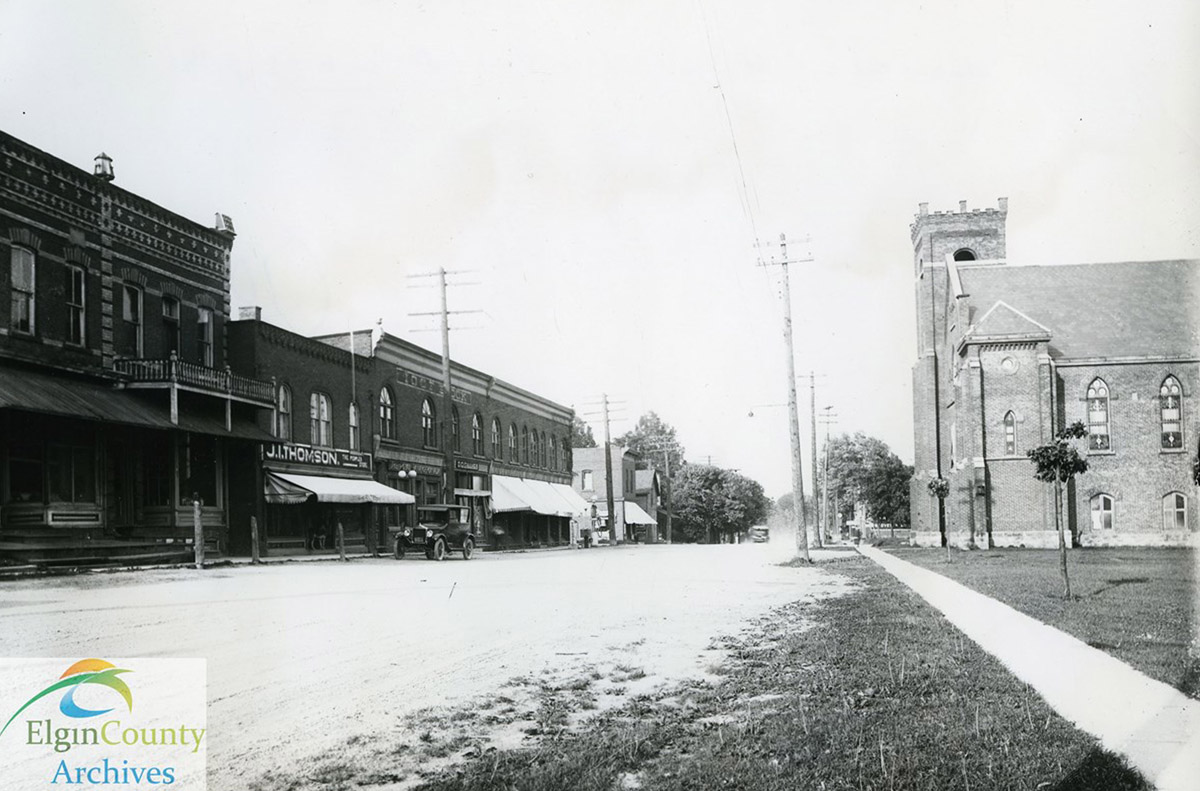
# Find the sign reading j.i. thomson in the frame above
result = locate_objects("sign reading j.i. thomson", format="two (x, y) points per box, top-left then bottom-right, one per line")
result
(263, 443), (371, 471)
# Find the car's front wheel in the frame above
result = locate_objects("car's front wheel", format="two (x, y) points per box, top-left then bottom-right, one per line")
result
(432, 537), (447, 561)
(462, 537), (474, 560)
(393, 539), (405, 560)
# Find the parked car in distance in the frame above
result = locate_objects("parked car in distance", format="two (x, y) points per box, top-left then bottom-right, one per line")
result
(749, 525), (770, 543)
(392, 504), (475, 560)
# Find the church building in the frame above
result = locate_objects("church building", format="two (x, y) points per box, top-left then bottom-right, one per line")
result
(910, 199), (1199, 548)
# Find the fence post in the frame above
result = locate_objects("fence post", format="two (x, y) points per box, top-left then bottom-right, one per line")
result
(193, 497), (205, 569)
(337, 521), (346, 562)
(250, 515), (261, 565)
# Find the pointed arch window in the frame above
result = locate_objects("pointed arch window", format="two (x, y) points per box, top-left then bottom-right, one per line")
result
(1160, 376), (1183, 449)
(1086, 379), (1111, 451)
(492, 418), (502, 459)
(379, 387), (395, 439)
(1162, 492), (1187, 531)
(472, 413), (484, 456)
(421, 398), (437, 448)
(1090, 493), (1114, 531)
(1003, 411), (1017, 456)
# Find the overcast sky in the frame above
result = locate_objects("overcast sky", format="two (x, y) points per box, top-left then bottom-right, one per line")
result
(3, 1), (1197, 497)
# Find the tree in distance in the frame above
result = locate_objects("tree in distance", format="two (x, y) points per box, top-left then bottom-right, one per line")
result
(818, 433), (913, 535)
(571, 415), (597, 448)
(1028, 421), (1089, 600)
(616, 411), (685, 476)
(673, 465), (770, 544)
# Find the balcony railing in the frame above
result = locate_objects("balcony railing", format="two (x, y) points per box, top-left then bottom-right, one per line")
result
(115, 355), (275, 405)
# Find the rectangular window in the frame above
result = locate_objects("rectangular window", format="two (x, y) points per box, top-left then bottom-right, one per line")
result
(581, 470), (594, 490)
(162, 297), (180, 356)
(10, 246), (35, 334)
(179, 434), (218, 506)
(7, 431), (44, 504)
(47, 443), (96, 504)
(142, 435), (172, 507)
(197, 308), (213, 367)
(65, 266), (85, 346)
(122, 284), (143, 356)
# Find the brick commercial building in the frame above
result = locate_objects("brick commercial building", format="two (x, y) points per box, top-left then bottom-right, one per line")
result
(910, 198), (1199, 548)
(572, 445), (658, 543)
(0, 131), (274, 567)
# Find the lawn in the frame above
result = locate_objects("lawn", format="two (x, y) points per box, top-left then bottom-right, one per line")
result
(886, 545), (1199, 699)
(402, 557), (1144, 791)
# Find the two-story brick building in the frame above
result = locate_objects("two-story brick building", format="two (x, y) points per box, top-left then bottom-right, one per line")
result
(910, 198), (1199, 548)
(572, 445), (658, 543)
(0, 131), (275, 567)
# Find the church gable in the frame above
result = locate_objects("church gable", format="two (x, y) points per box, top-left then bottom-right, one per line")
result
(965, 300), (1051, 344)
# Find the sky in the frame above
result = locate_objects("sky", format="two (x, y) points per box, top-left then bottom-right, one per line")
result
(2, 1), (1198, 498)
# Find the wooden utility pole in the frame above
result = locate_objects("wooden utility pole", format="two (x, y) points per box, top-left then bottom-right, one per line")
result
(602, 394), (617, 544)
(438, 267), (455, 504)
(761, 233), (810, 561)
(820, 407), (838, 543)
(808, 371), (821, 547)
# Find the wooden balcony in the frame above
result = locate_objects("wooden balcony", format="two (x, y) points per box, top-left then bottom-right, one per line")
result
(115, 354), (275, 418)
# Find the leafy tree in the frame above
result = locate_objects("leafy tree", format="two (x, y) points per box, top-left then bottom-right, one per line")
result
(818, 433), (911, 531)
(927, 477), (949, 560)
(1028, 421), (1089, 599)
(616, 411), (685, 475)
(673, 465), (770, 543)
(571, 415), (597, 448)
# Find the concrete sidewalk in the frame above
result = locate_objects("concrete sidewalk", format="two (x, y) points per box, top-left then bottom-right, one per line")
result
(857, 544), (1199, 791)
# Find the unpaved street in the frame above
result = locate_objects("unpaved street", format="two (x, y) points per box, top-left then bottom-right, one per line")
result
(0, 542), (851, 788)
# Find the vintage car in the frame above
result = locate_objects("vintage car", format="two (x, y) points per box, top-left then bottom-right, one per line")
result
(749, 525), (770, 543)
(391, 504), (476, 561)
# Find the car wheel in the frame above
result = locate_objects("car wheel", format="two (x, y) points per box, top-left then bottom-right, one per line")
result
(433, 537), (447, 561)
(462, 537), (474, 560)
(393, 539), (405, 560)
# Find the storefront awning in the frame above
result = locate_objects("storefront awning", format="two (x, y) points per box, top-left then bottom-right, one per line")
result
(264, 472), (415, 505)
(623, 501), (658, 525)
(548, 483), (590, 516)
(491, 475), (570, 516)
(525, 479), (577, 517)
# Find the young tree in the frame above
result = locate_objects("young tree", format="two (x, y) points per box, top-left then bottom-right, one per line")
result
(571, 415), (597, 448)
(927, 477), (949, 561)
(1027, 421), (1089, 599)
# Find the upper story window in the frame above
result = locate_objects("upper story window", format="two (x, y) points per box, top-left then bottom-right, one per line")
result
(581, 470), (594, 490)
(10, 246), (35, 335)
(471, 413), (484, 456)
(379, 387), (395, 439)
(549, 437), (558, 471)
(521, 426), (529, 464)
(509, 424), (518, 461)
(1160, 376), (1183, 449)
(162, 296), (180, 356)
(952, 248), (977, 261)
(1163, 492), (1187, 531)
(276, 384), (292, 440)
(421, 398), (437, 448)
(310, 392), (332, 447)
(492, 418), (502, 459)
(122, 284), (143, 356)
(1086, 379), (1111, 451)
(348, 403), (360, 451)
(65, 265), (85, 346)
(197, 307), (214, 367)
(1003, 411), (1016, 456)
(1090, 493), (1114, 531)
(451, 406), (461, 452)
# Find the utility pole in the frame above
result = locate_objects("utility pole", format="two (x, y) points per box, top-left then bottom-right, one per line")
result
(639, 443), (675, 544)
(602, 394), (617, 544)
(820, 407), (838, 543)
(760, 233), (811, 561)
(808, 371), (821, 548)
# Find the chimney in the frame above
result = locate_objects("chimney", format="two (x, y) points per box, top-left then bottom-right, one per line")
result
(998, 197), (1008, 212)
(94, 152), (114, 182)
(958, 199), (967, 213)
(214, 213), (236, 237)
(238, 306), (262, 321)
(918, 202), (929, 216)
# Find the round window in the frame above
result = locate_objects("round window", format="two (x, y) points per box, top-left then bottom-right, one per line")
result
(1000, 357), (1019, 374)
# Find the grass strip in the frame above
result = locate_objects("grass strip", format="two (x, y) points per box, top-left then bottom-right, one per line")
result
(415, 556), (1146, 791)
(886, 546), (1199, 698)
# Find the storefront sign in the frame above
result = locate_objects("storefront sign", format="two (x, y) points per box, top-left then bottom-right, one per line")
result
(264, 443), (371, 471)
(387, 460), (442, 476)
(455, 460), (489, 473)
(394, 367), (472, 405)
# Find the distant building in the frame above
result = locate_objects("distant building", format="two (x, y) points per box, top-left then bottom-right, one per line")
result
(910, 198), (1199, 548)
(0, 130), (274, 566)
(572, 445), (657, 542)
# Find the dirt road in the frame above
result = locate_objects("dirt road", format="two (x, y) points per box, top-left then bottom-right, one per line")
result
(0, 542), (850, 788)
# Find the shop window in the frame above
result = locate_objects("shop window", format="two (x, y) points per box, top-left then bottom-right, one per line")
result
(509, 424), (517, 461)
(276, 384), (292, 440)
(1163, 492), (1187, 531)
(1160, 376), (1183, 449)
(180, 434), (218, 507)
(310, 392), (332, 447)
(1090, 493), (1114, 531)
(421, 398), (437, 448)
(142, 435), (172, 507)
(47, 441), (95, 503)
(492, 418), (502, 459)
(197, 307), (214, 367)
(452, 406), (461, 452)
(162, 296), (180, 356)
(1003, 411), (1016, 456)
(349, 403), (360, 451)
(1086, 379), (1111, 451)
(7, 432), (44, 503)
(10, 246), (35, 335)
(379, 387), (395, 439)
(65, 265), (85, 346)
(122, 284), (143, 356)
(472, 413), (483, 456)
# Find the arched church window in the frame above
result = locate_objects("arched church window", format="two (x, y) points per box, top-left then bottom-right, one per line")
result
(1086, 379), (1111, 451)
(1160, 376), (1182, 449)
